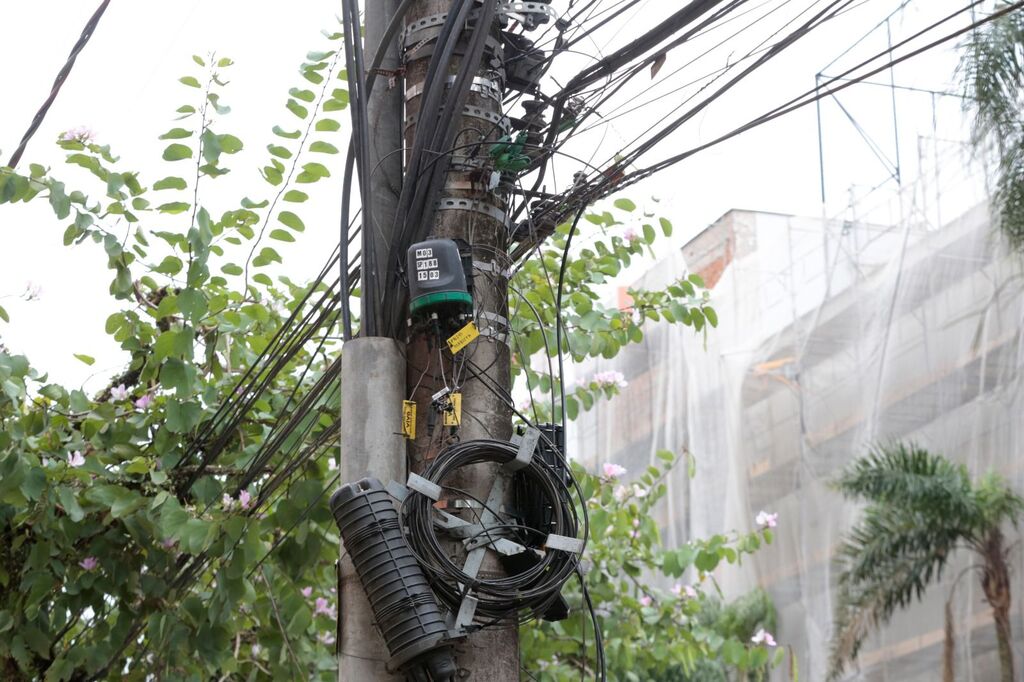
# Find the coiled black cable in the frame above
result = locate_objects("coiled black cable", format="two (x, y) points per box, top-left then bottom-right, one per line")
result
(401, 439), (581, 624)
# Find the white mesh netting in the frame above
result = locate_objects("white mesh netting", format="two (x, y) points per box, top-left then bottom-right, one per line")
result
(572, 140), (1024, 680)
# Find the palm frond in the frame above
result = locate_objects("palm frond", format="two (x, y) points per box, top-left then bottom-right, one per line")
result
(833, 443), (974, 520)
(828, 505), (957, 680)
(957, 3), (1024, 250)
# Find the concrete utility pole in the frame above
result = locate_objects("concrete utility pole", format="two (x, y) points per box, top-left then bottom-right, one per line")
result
(403, 1), (518, 680)
(337, 1), (406, 680)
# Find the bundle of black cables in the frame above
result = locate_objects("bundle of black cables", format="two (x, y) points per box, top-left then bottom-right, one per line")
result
(401, 438), (583, 624)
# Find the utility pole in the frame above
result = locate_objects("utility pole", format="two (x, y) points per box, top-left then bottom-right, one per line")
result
(337, 1), (406, 680)
(402, 1), (518, 680)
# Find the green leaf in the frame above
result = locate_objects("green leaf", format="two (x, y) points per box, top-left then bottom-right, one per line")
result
(56, 487), (85, 522)
(286, 99), (308, 119)
(296, 162), (330, 183)
(179, 76), (202, 88)
(155, 255), (184, 275)
(221, 263), (243, 276)
(166, 400), (202, 433)
(177, 288), (208, 321)
(161, 358), (197, 397)
(614, 198), (637, 212)
(162, 143), (193, 161)
(0, 305), (7, 323)
(269, 229), (295, 242)
(277, 211), (305, 232)
(267, 144), (292, 159)
(218, 134), (243, 154)
(309, 141), (339, 154)
(315, 118), (341, 132)
(283, 190), (308, 203)
(688, 273), (705, 288)
(159, 128), (192, 140)
(289, 87), (316, 102)
(73, 353), (95, 366)
(157, 201), (190, 214)
(272, 125), (301, 139)
(660, 216), (673, 236)
(154, 176), (187, 191)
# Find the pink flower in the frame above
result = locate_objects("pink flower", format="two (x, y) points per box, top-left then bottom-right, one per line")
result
(319, 631), (336, 646)
(110, 384), (129, 401)
(624, 227), (639, 243)
(751, 629), (777, 647)
(314, 597), (334, 618)
(613, 485), (629, 502)
(60, 126), (95, 143)
(602, 463), (627, 479)
(632, 519), (640, 528)
(672, 583), (697, 599)
(79, 557), (99, 571)
(134, 393), (154, 409)
(238, 490), (253, 510)
(592, 370), (628, 389)
(162, 538), (177, 549)
(222, 493), (235, 510)
(68, 450), (86, 468)
(301, 587), (313, 598)
(639, 595), (653, 607)
(755, 510), (778, 529)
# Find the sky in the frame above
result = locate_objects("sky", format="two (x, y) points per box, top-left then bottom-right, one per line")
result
(0, 0), (983, 390)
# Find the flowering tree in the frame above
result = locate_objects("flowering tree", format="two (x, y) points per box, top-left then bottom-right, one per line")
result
(0, 28), (726, 682)
(520, 455), (784, 681)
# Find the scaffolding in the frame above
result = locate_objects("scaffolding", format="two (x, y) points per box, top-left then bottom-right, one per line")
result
(573, 131), (1024, 679)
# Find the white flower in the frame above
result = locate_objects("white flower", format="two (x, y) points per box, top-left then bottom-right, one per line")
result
(751, 628), (777, 647)
(68, 451), (86, 468)
(755, 510), (778, 529)
(632, 484), (648, 498)
(602, 462), (627, 479)
(110, 384), (129, 401)
(613, 485), (629, 502)
(327, 458), (338, 471)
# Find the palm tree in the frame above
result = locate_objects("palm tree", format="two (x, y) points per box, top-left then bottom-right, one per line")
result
(827, 443), (1023, 681)
(959, 2), (1024, 251)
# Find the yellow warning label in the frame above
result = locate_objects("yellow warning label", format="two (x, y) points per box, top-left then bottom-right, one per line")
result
(447, 321), (480, 354)
(443, 392), (462, 427)
(402, 400), (417, 439)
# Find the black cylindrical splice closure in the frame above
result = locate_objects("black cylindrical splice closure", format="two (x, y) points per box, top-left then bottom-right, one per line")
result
(330, 478), (457, 681)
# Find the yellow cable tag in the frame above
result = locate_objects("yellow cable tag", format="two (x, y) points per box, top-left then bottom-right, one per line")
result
(402, 400), (417, 439)
(443, 392), (462, 427)
(446, 321), (480, 354)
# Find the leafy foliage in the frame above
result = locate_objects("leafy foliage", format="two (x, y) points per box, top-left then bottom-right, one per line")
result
(0, 26), (730, 682)
(959, 2), (1024, 250)
(828, 443), (1024, 680)
(521, 454), (782, 681)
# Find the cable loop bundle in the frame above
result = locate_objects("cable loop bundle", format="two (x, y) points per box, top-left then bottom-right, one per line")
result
(401, 438), (581, 624)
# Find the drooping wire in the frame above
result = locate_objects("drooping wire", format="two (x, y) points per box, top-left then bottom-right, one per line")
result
(6, 0), (112, 168)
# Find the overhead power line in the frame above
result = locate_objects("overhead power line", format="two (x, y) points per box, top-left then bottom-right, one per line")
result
(5, 0), (112, 168)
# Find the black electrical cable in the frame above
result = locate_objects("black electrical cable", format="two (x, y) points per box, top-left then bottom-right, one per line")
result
(6, 0), (112, 168)
(554, 205), (587, 434)
(401, 439), (581, 623)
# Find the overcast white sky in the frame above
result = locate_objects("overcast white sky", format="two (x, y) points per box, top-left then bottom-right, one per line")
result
(0, 0), (981, 389)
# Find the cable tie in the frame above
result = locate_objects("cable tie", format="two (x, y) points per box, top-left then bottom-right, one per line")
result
(386, 480), (410, 502)
(545, 534), (584, 554)
(407, 473), (442, 501)
(502, 427), (540, 473)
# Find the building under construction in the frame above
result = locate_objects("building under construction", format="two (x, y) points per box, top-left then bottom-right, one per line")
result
(573, 148), (1024, 679)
